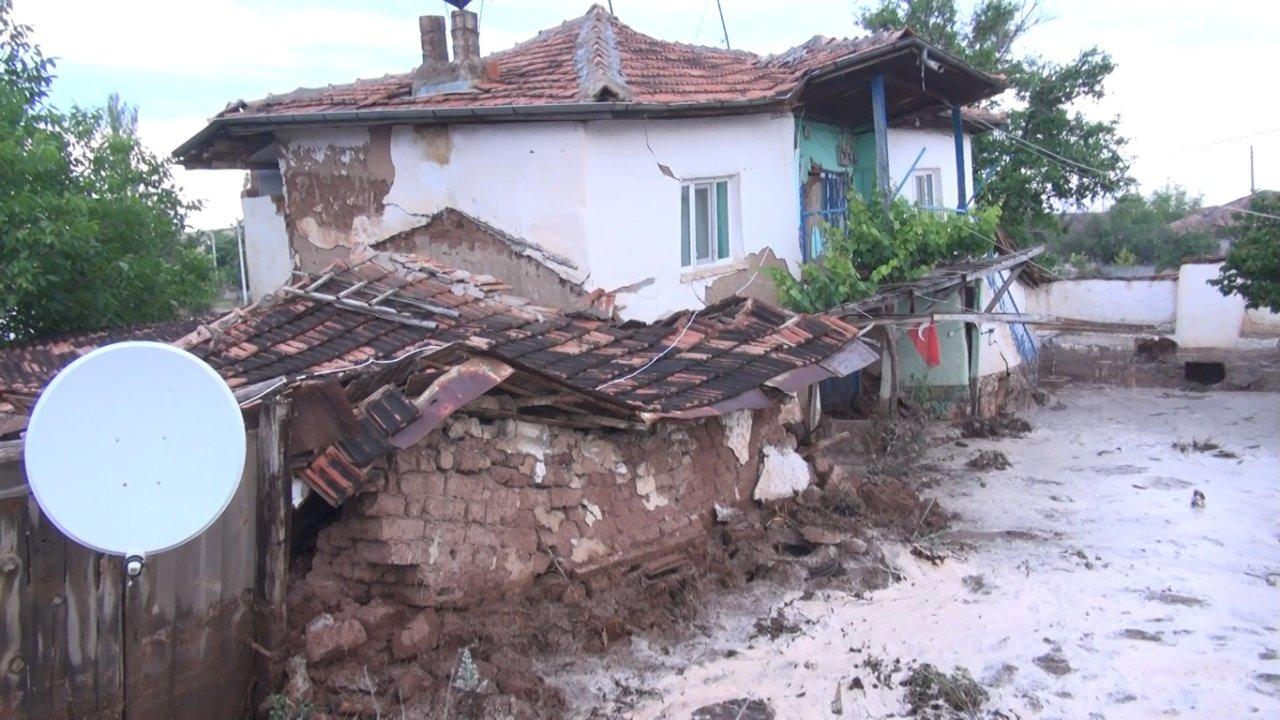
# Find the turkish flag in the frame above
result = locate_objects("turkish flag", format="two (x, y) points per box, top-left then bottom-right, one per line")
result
(908, 323), (941, 367)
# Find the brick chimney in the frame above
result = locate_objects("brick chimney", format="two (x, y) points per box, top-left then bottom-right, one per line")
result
(411, 10), (485, 97)
(450, 10), (480, 62)
(419, 15), (448, 64)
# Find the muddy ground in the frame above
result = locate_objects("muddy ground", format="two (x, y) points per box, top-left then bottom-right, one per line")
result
(541, 387), (1280, 718)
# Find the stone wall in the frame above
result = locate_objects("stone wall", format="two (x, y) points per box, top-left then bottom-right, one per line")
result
(301, 403), (801, 614)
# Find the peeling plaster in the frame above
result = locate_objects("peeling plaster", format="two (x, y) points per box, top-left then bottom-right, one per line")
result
(723, 409), (753, 465)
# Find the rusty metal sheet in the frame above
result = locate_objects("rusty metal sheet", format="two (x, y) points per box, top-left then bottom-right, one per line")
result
(389, 357), (515, 449)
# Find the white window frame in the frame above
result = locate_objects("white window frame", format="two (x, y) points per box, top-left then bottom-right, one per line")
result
(680, 176), (736, 268)
(912, 168), (942, 209)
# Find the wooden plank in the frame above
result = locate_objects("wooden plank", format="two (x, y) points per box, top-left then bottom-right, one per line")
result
(287, 382), (356, 456)
(93, 554), (123, 720)
(253, 399), (291, 709)
(123, 550), (178, 720)
(62, 543), (100, 719)
(983, 266), (1024, 313)
(870, 70), (891, 217)
(214, 444), (257, 720)
(170, 529), (212, 720)
(0, 496), (29, 720)
(23, 497), (67, 719)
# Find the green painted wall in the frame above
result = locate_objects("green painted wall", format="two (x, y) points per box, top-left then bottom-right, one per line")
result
(880, 287), (972, 395)
(795, 118), (878, 204)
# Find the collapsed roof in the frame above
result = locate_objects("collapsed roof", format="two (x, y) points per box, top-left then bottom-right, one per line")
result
(0, 250), (870, 428)
(177, 5), (1006, 168)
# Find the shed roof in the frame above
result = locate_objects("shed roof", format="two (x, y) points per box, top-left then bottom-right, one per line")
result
(0, 251), (867, 426)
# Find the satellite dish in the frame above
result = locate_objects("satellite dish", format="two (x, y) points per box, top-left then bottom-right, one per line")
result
(24, 341), (246, 569)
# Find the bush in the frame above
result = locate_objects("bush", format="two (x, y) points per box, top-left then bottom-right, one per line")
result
(767, 193), (999, 312)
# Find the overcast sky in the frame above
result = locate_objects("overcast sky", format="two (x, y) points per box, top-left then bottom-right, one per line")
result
(13, 0), (1279, 230)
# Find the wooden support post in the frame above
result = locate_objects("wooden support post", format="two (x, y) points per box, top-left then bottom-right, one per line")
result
(952, 105), (968, 211)
(253, 397), (290, 710)
(870, 71), (892, 218)
(983, 266), (1024, 313)
(882, 326), (900, 413)
(964, 283), (981, 417)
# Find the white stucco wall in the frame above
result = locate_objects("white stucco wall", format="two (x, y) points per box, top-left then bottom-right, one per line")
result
(1243, 307), (1280, 336)
(581, 114), (799, 321)
(1025, 279), (1177, 326)
(888, 128), (974, 210)
(241, 195), (292, 302)
(1174, 262), (1246, 348)
(977, 275), (1029, 377)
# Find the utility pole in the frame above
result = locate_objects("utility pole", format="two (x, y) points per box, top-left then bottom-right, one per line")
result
(715, 0), (731, 50)
(1250, 145), (1256, 194)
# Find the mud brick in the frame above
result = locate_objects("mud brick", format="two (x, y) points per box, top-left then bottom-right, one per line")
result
(363, 517), (425, 542)
(466, 500), (488, 523)
(446, 476), (484, 501)
(549, 487), (579, 508)
(355, 492), (407, 517)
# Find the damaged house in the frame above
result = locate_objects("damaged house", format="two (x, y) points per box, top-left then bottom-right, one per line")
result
(0, 247), (878, 716)
(176, 4), (1007, 323)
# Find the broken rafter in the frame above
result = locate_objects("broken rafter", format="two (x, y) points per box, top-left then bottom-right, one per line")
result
(279, 286), (441, 329)
(466, 406), (645, 432)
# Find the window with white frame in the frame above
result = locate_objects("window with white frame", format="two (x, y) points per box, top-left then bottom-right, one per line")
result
(680, 177), (733, 267)
(912, 169), (942, 209)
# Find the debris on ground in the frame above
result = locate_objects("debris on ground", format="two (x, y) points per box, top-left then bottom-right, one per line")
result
(1172, 438), (1220, 453)
(1033, 649), (1073, 677)
(910, 545), (947, 566)
(753, 609), (802, 640)
(966, 450), (1011, 470)
(959, 414), (1032, 439)
(1191, 489), (1206, 508)
(691, 698), (775, 720)
(901, 664), (990, 719)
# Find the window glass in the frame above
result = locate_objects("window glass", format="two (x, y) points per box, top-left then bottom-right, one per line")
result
(715, 181), (730, 259)
(680, 185), (691, 266)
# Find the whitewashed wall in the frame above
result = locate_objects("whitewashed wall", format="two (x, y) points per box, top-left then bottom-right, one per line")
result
(1174, 262), (1246, 348)
(888, 128), (974, 210)
(977, 276), (1029, 377)
(241, 195), (292, 302)
(582, 114), (799, 321)
(1025, 279), (1177, 326)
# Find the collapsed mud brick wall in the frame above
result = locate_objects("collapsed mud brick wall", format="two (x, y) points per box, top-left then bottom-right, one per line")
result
(298, 399), (803, 627)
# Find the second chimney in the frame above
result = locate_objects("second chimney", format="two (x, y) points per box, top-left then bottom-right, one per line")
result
(451, 9), (480, 63)
(419, 15), (448, 64)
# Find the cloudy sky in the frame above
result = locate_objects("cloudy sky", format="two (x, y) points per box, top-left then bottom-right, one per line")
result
(13, 0), (1279, 229)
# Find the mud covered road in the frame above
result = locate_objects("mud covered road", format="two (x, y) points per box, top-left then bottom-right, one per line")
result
(547, 388), (1280, 718)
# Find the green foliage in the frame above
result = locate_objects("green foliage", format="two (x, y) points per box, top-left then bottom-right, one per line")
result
(1051, 185), (1215, 270)
(767, 194), (999, 312)
(1112, 247), (1137, 268)
(1211, 191), (1280, 313)
(859, 1), (1131, 239)
(187, 225), (244, 296)
(0, 1), (214, 343)
(264, 694), (312, 720)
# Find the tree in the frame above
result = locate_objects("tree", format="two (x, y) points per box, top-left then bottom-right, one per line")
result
(1211, 192), (1280, 313)
(858, 0), (1131, 240)
(0, 1), (214, 343)
(1050, 185), (1214, 270)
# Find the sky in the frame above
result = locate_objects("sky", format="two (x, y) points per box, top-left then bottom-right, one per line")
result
(12, 0), (1280, 230)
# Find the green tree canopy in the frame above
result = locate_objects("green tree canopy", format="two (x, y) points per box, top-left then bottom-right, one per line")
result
(1211, 192), (1280, 313)
(858, 0), (1131, 240)
(1051, 185), (1215, 270)
(0, 1), (214, 343)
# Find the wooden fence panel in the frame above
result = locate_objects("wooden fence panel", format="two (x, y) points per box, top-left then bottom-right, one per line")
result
(0, 496), (29, 718)
(0, 442), (260, 720)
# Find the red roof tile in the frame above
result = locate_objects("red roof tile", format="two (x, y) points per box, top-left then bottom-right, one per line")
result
(216, 6), (915, 119)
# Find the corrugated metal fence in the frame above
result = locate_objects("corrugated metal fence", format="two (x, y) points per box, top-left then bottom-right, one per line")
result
(0, 437), (260, 720)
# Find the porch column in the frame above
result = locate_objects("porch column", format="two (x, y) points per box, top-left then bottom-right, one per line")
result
(870, 70), (891, 217)
(952, 105), (968, 211)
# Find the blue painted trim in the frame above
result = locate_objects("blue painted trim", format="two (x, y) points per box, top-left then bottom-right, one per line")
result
(951, 105), (967, 211)
(893, 147), (928, 199)
(870, 71), (891, 215)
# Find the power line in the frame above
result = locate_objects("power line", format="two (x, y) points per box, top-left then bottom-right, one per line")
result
(1151, 127), (1280, 156)
(693, 0), (712, 44)
(967, 114), (1118, 180)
